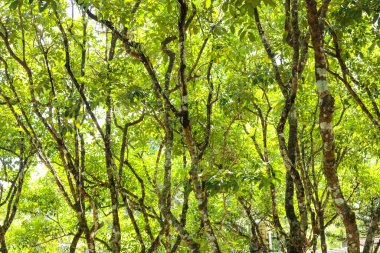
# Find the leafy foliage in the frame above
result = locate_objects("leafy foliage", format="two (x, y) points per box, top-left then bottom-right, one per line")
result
(0, 0), (379, 252)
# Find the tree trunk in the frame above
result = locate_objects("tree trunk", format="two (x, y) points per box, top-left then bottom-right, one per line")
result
(85, 234), (96, 253)
(70, 228), (83, 253)
(286, 109), (306, 253)
(305, 0), (360, 252)
(189, 160), (221, 253)
(285, 172), (304, 253)
(0, 232), (7, 253)
(318, 210), (327, 253)
(78, 211), (96, 253)
(363, 203), (380, 253)
(239, 198), (269, 253)
(374, 239), (380, 253)
(105, 94), (121, 253)
(162, 102), (173, 252)
(311, 211), (318, 253)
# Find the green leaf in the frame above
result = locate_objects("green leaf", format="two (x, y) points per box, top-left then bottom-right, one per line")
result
(248, 0), (262, 8)
(230, 5), (237, 16)
(263, 0), (276, 7)
(245, 3), (255, 17)
(221, 1), (228, 12)
(51, 1), (57, 10)
(230, 25), (235, 34)
(9, 0), (20, 10)
(239, 30), (247, 41)
(235, 0), (243, 6)
(205, 0), (211, 9)
(248, 32), (255, 42)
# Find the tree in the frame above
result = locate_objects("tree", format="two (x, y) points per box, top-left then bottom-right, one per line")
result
(0, 0), (379, 252)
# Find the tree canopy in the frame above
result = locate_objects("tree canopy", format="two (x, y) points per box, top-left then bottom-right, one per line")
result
(0, 0), (379, 252)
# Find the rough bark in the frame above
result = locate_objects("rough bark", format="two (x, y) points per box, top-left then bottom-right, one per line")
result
(286, 108), (307, 253)
(305, 0), (360, 252)
(170, 140), (192, 253)
(363, 203), (380, 253)
(70, 228), (83, 253)
(0, 231), (7, 253)
(104, 44), (121, 253)
(319, 210), (327, 253)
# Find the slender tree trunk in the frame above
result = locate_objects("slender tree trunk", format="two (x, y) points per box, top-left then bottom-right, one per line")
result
(77, 204), (96, 253)
(238, 198), (268, 253)
(318, 210), (327, 253)
(189, 160), (221, 253)
(105, 93), (121, 253)
(162, 101), (173, 252)
(85, 234), (96, 253)
(374, 240), (380, 253)
(311, 211), (318, 253)
(0, 231), (7, 253)
(170, 149), (192, 253)
(70, 228), (83, 253)
(177, 1), (220, 250)
(253, 1), (307, 250)
(363, 203), (380, 253)
(286, 108), (307, 253)
(285, 172), (303, 253)
(305, 1), (360, 252)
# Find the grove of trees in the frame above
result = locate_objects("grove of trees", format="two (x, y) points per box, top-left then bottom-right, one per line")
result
(0, 0), (379, 252)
